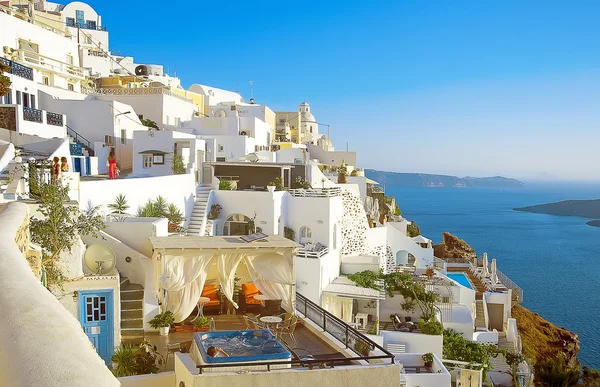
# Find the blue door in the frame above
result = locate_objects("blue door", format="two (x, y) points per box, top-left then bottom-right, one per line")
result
(79, 290), (114, 365)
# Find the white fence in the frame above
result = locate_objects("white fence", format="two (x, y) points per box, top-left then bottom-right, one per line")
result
(289, 187), (341, 197)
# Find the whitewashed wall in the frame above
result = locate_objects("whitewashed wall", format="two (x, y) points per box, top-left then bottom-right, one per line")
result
(78, 174), (196, 224)
(380, 330), (444, 359)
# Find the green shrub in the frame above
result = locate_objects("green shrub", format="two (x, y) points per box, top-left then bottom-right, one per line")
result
(284, 226), (295, 241)
(172, 153), (186, 174)
(112, 341), (163, 377)
(148, 311), (174, 328)
(193, 316), (210, 329)
(219, 180), (232, 190)
(418, 318), (444, 335)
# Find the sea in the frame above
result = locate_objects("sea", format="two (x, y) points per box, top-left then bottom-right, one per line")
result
(385, 182), (600, 368)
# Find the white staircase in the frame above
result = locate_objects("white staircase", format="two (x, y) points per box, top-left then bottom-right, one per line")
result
(187, 184), (212, 235)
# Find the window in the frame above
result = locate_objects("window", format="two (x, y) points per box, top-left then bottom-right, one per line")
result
(76, 10), (84, 27)
(143, 155), (152, 168)
(216, 157), (226, 162)
(86, 20), (96, 30)
(299, 226), (312, 243)
(23, 93), (29, 108)
(218, 144), (224, 152)
(43, 76), (49, 85)
(66, 17), (75, 27)
(120, 129), (126, 144)
(16, 91), (22, 105)
(104, 135), (113, 145)
(2, 89), (11, 104)
(30, 95), (35, 109)
(152, 154), (164, 164)
(67, 83), (74, 91)
(333, 223), (337, 249)
(223, 213), (251, 236)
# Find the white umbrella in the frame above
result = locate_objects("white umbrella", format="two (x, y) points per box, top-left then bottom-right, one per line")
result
(483, 253), (490, 277)
(491, 258), (498, 286)
(473, 256), (478, 269)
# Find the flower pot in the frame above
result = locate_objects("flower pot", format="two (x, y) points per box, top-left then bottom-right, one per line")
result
(195, 326), (210, 332)
(337, 174), (348, 184)
(159, 326), (170, 336)
(267, 185), (275, 193)
(424, 361), (433, 368)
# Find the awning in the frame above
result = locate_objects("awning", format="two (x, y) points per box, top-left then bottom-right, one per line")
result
(412, 235), (431, 244)
(365, 178), (380, 185)
(323, 276), (385, 300)
(138, 149), (170, 155)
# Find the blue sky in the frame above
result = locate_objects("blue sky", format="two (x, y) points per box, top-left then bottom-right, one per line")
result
(97, 0), (600, 180)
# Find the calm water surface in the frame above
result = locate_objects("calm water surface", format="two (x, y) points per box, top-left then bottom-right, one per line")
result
(385, 182), (600, 368)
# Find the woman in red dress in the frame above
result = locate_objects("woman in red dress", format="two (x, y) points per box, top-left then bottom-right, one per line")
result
(108, 149), (117, 179)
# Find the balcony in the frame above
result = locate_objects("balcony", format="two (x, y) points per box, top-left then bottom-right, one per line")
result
(0, 105), (66, 139)
(289, 187), (341, 197)
(13, 49), (86, 80)
(0, 3), (71, 37)
(66, 19), (107, 31)
(0, 57), (34, 81)
(81, 86), (193, 103)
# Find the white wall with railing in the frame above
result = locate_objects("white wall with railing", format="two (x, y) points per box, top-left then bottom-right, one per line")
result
(380, 330), (444, 359)
(395, 353), (451, 387)
(0, 202), (119, 386)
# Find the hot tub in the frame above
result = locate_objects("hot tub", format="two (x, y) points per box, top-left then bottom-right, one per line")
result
(192, 330), (292, 373)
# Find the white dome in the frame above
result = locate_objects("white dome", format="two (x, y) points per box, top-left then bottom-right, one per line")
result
(301, 112), (316, 123)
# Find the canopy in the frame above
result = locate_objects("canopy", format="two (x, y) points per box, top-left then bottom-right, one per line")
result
(151, 235), (297, 322)
(323, 276), (385, 300)
(412, 235), (431, 244)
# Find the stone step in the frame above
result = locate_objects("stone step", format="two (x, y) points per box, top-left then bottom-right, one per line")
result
(121, 328), (144, 337)
(120, 289), (144, 300)
(121, 309), (143, 320)
(120, 282), (144, 292)
(121, 300), (143, 310)
(122, 319), (144, 329)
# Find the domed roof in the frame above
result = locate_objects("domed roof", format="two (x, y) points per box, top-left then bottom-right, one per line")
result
(299, 101), (310, 107)
(301, 112), (316, 123)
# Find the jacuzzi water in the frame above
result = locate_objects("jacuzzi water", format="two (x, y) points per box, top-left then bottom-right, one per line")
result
(195, 330), (292, 364)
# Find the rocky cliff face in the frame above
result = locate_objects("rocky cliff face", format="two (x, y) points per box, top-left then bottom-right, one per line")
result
(433, 232), (477, 260)
(512, 304), (580, 368)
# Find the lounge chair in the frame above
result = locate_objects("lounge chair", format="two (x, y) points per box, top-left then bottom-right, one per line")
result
(390, 314), (415, 332)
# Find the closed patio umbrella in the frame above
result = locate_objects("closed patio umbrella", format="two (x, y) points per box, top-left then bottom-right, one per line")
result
(491, 258), (498, 286)
(483, 253), (490, 277)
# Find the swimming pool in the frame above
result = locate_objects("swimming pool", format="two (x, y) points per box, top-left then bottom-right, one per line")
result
(194, 330), (291, 365)
(447, 273), (473, 289)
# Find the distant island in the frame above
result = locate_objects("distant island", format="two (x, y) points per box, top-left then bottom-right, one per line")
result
(513, 199), (600, 228)
(365, 170), (524, 188)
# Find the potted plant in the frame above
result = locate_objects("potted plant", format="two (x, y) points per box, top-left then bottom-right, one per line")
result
(207, 204), (222, 220)
(149, 310), (174, 336)
(425, 267), (435, 279)
(337, 162), (348, 184)
(422, 352), (434, 368)
(266, 184), (276, 193)
(350, 169), (359, 177)
(268, 177), (283, 191)
(193, 316), (210, 332)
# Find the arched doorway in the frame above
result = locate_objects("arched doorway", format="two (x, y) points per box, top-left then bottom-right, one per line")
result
(223, 213), (251, 236)
(396, 250), (409, 266)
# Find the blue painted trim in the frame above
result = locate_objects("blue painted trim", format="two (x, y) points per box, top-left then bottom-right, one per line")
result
(77, 289), (114, 365)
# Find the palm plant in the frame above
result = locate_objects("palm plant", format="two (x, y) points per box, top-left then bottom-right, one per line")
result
(112, 345), (138, 377)
(172, 153), (186, 175)
(108, 194), (129, 214)
(153, 196), (168, 216)
(166, 203), (184, 232)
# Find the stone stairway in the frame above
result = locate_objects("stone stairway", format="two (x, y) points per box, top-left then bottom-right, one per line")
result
(475, 300), (487, 330)
(187, 184), (212, 235)
(120, 277), (144, 338)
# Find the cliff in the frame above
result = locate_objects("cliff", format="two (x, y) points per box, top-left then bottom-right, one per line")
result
(433, 232), (477, 260)
(512, 304), (580, 368)
(365, 170), (524, 188)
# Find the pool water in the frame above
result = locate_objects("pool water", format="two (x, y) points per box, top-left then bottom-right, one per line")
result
(447, 273), (473, 289)
(195, 330), (292, 364)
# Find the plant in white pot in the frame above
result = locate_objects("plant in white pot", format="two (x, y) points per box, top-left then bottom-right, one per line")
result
(149, 310), (174, 336)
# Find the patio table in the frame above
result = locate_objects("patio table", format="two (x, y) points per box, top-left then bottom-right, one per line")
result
(260, 316), (283, 336)
(192, 296), (211, 322)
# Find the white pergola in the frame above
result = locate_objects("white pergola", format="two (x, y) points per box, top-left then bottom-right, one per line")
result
(150, 235), (298, 322)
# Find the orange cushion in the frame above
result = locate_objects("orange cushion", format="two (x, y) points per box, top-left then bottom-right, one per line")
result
(201, 284), (219, 301)
(242, 283), (259, 295)
(203, 299), (220, 307)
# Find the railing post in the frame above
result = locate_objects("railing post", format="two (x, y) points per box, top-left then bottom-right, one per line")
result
(323, 310), (326, 332)
(345, 325), (348, 348)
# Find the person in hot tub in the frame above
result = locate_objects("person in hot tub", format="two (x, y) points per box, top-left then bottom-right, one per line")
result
(207, 346), (230, 357)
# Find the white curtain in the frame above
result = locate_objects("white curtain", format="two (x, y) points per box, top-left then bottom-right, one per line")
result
(162, 250), (216, 322)
(217, 252), (244, 309)
(341, 297), (354, 323)
(245, 253), (294, 312)
(322, 293), (342, 319)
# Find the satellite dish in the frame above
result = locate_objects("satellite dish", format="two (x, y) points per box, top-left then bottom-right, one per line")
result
(84, 244), (116, 275)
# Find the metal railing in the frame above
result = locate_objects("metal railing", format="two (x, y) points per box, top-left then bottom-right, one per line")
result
(433, 257), (447, 273)
(81, 86), (193, 103)
(297, 246), (329, 258)
(46, 111), (63, 127)
(496, 268), (523, 302)
(0, 57), (34, 81)
(23, 106), (42, 123)
(289, 187), (341, 197)
(196, 293), (395, 374)
(66, 125), (92, 152)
